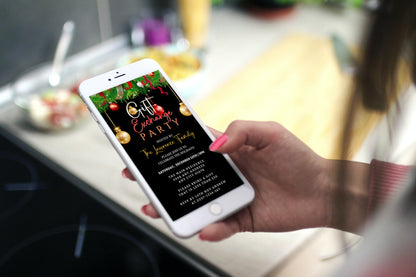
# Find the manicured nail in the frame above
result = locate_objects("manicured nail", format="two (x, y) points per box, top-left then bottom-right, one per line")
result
(122, 169), (128, 178)
(209, 134), (228, 151)
(141, 205), (148, 215)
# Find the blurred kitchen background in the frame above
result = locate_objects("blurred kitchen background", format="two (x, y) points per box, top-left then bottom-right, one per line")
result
(0, 0), (373, 103)
(4, 0), (414, 276)
(0, 0), (172, 86)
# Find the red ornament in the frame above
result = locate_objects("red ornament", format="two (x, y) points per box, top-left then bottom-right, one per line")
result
(109, 103), (119, 111)
(152, 104), (164, 116)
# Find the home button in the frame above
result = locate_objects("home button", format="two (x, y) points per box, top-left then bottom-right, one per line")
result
(209, 203), (222, 215)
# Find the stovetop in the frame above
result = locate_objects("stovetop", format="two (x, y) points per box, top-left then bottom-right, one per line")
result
(0, 126), (226, 276)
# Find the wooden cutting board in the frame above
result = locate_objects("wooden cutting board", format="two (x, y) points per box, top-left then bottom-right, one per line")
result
(195, 33), (386, 159)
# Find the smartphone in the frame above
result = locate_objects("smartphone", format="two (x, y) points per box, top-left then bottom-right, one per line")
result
(79, 59), (254, 238)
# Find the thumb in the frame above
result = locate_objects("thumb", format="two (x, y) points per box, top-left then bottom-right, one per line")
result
(198, 218), (242, 241)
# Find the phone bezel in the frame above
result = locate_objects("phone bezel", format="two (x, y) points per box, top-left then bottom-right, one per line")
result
(79, 59), (254, 238)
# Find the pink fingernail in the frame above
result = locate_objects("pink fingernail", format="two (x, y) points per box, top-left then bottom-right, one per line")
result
(198, 233), (206, 241)
(122, 169), (128, 178)
(209, 134), (228, 151)
(141, 205), (148, 215)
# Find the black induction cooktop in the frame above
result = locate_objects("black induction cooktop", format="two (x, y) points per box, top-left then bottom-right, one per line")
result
(0, 125), (227, 276)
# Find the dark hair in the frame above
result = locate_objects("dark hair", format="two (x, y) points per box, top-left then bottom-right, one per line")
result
(356, 0), (416, 111)
(334, 0), (416, 231)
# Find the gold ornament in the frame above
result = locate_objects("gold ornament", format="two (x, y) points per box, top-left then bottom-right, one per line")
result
(179, 102), (191, 116)
(128, 106), (138, 115)
(114, 126), (131, 144)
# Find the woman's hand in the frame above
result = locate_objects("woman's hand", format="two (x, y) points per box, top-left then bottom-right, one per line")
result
(123, 120), (336, 241)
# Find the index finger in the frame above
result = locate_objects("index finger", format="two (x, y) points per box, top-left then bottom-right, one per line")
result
(212, 120), (283, 153)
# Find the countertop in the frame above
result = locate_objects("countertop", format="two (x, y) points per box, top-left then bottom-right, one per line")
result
(3, 4), (415, 277)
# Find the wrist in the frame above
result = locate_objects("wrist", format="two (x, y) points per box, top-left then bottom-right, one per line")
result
(325, 160), (370, 233)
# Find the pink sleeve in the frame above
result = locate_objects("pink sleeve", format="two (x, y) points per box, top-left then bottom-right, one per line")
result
(366, 159), (412, 217)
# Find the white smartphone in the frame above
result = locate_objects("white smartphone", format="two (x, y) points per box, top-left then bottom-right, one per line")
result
(79, 59), (254, 238)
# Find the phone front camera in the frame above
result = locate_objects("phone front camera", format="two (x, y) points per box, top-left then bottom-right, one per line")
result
(108, 78), (111, 81)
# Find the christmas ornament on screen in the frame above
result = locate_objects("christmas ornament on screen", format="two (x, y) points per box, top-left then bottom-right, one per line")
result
(139, 96), (164, 116)
(179, 102), (191, 116)
(128, 105), (138, 116)
(114, 126), (131, 144)
(152, 103), (164, 116)
(172, 92), (191, 116)
(103, 110), (131, 144)
(109, 103), (119, 111)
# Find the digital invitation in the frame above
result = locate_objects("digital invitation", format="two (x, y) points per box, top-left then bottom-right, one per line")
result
(90, 70), (244, 220)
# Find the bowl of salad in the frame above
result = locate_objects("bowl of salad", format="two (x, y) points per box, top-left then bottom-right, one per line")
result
(13, 71), (88, 131)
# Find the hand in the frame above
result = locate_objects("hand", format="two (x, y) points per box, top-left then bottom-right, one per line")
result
(123, 120), (334, 241)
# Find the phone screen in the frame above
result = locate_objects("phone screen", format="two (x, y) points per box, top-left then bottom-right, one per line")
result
(89, 70), (244, 220)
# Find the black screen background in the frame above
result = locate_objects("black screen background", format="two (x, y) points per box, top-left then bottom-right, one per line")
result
(93, 73), (244, 220)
